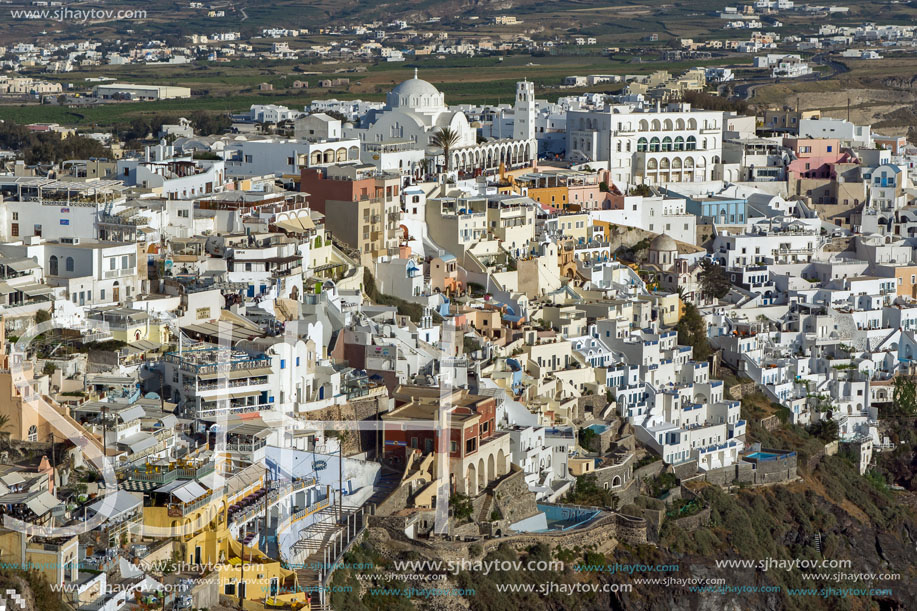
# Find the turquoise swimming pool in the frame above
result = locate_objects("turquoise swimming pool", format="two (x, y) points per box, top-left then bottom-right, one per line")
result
(745, 451), (780, 460)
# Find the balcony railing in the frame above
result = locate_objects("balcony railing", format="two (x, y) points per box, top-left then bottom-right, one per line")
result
(197, 401), (274, 419)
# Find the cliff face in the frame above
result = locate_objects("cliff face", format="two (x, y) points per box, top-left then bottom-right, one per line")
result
(608, 484), (915, 611)
(333, 418), (917, 611)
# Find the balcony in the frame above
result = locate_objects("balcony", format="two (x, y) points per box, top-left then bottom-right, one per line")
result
(123, 462), (215, 484)
(197, 401), (274, 419)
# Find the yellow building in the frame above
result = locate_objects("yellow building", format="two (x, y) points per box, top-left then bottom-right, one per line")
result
(219, 539), (307, 609)
(894, 266), (917, 299)
(140, 465), (310, 610)
(0, 530), (79, 588)
(90, 307), (172, 344)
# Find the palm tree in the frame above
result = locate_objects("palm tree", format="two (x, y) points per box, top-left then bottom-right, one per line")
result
(430, 127), (460, 173)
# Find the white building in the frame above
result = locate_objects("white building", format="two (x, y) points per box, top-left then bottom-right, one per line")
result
(566, 102), (724, 187)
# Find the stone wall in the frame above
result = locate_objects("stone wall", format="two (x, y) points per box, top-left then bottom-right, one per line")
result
(612, 478), (640, 507)
(727, 382), (758, 400)
(633, 459), (665, 481)
(301, 397), (388, 455)
(691, 454), (796, 487)
(670, 460), (698, 481)
(576, 395), (608, 421)
(671, 507), (711, 532)
(593, 457), (633, 493)
(615, 434), (636, 453)
(492, 467), (540, 525)
(760, 414), (780, 431)
(374, 473), (411, 517)
(614, 513), (648, 545)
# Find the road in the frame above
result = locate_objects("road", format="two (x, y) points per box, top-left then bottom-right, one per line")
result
(722, 53), (850, 101)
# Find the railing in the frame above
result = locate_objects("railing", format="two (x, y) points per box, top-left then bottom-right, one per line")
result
(193, 378), (270, 391)
(226, 440), (267, 453)
(231, 478), (320, 527)
(197, 402), (274, 419)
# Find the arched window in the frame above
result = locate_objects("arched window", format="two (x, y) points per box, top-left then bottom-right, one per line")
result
(28, 425), (37, 442)
(651, 119), (661, 131)
(637, 137), (648, 152)
(49, 255), (58, 276)
(639, 119), (649, 131)
(688, 118), (697, 130)
(676, 118), (685, 130)
(649, 137), (660, 152)
(663, 119), (673, 131)
(626, 140), (632, 152)
(616, 141), (622, 153)
(662, 136), (673, 152)
(674, 136), (684, 151)
(65, 257), (74, 272)
(686, 136), (697, 151)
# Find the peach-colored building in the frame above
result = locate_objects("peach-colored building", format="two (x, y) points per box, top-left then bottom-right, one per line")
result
(783, 138), (840, 158)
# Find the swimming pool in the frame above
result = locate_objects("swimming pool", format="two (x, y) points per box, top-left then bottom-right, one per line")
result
(745, 451), (781, 460)
(535, 503), (601, 531)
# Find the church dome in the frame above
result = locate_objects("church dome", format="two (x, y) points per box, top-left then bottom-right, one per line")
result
(650, 234), (677, 252)
(390, 77), (440, 99)
(386, 69), (445, 113)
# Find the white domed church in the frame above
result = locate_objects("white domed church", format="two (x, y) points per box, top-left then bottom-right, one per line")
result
(347, 70), (537, 177)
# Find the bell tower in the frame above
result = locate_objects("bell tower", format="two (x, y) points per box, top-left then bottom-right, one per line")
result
(513, 80), (535, 141)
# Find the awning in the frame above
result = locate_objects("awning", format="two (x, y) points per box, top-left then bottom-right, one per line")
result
(118, 404), (146, 424)
(274, 216), (315, 232)
(172, 481), (208, 503)
(120, 432), (158, 454)
(18, 283), (53, 297)
(6, 260), (39, 272)
(87, 490), (141, 521)
(25, 491), (61, 516)
(0, 282), (16, 295)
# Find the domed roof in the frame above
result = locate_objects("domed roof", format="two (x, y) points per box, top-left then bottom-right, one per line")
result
(650, 234), (677, 252)
(391, 76), (441, 98)
(386, 69), (445, 113)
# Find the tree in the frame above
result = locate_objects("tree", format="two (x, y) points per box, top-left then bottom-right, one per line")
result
(564, 474), (615, 508)
(190, 110), (231, 136)
(628, 184), (652, 196)
(430, 126), (460, 173)
(449, 493), (474, 520)
(807, 418), (838, 442)
(892, 375), (917, 416)
(676, 302), (711, 361)
(699, 258), (731, 300)
(34, 309), (51, 324)
(579, 427), (598, 452)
